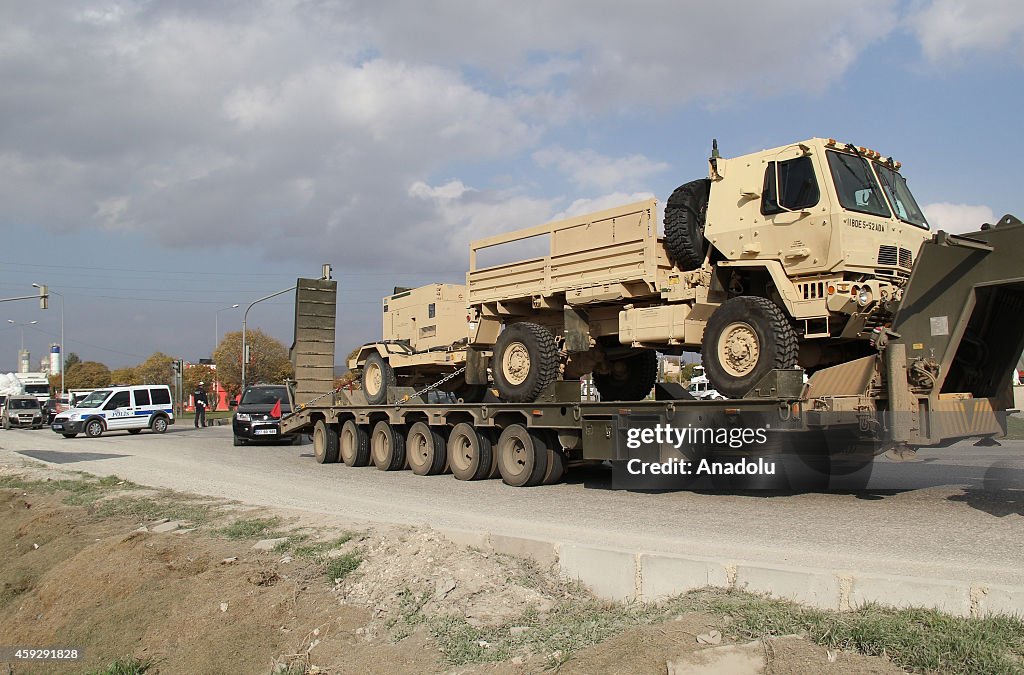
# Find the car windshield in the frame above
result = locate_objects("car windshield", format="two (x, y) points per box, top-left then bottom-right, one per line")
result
(874, 163), (929, 229)
(11, 399), (39, 409)
(78, 390), (111, 408)
(241, 387), (288, 405)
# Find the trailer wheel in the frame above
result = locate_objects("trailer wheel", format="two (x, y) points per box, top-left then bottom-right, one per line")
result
(492, 322), (559, 403)
(448, 423), (497, 481)
(541, 431), (567, 485)
(313, 419), (340, 464)
(664, 178), (711, 271)
(593, 350), (658, 401)
(340, 420), (370, 466)
(406, 422), (447, 476)
(702, 296), (798, 399)
(371, 420), (406, 471)
(362, 353), (395, 406)
(496, 424), (550, 487)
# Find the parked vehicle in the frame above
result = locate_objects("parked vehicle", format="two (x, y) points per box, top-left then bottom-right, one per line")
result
(231, 384), (298, 446)
(2, 395), (44, 429)
(51, 385), (174, 438)
(42, 396), (71, 425)
(14, 372), (51, 403)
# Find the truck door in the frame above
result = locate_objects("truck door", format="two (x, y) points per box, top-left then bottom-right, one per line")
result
(761, 146), (832, 275)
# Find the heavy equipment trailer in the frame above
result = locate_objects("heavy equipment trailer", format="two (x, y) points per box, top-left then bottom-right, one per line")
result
(284, 214), (1024, 488)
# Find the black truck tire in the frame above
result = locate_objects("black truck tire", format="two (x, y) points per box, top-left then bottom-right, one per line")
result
(492, 322), (559, 403)
(313, 419), (340, 464)
(496, 424), (550, 487)
(701, 296), (798, 399)
(593, 350), (659, 401)
(447, 423), (497, 481)
(371, 420), (406, 471)
(664, 178), (711, 271)
(339, 420), (370, 466)
(406, 422), (447, 476)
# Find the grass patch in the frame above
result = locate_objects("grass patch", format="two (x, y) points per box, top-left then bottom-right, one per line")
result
(0, 473), (139, 506)
(84, 656), (157, 675)
(291, 533), (355, 559)
(92, 495), (214, 525)
(216, 517), (284, 539)
(325, 552), (362, 584)
(421, 588), (1024, 673)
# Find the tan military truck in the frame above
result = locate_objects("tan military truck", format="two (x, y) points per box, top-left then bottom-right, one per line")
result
(465, 137), (932, 400)
(350, 283), (484, 404)
(352, 137), (932, 402)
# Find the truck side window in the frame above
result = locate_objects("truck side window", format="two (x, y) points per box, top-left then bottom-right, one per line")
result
(761, 157), (820, 215)
(104, 391), (131, 410)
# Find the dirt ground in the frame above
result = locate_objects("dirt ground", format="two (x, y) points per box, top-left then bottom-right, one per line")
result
(0, 465), (904, 674)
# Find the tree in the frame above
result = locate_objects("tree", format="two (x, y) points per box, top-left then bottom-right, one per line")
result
(64, 352), (81, 370)
(65, 361), (111, 389)
(135, 352), (174, 387)
(110, 367), (141, 385)
(213, 329), (293, 402)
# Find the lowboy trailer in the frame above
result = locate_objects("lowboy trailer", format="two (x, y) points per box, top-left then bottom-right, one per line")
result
(282, 216), (1024, 488)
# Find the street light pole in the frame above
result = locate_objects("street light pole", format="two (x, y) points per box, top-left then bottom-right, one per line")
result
(242, 286), (295, 391)
(33, 284), (64, 396)
(6, 319), (37, 351)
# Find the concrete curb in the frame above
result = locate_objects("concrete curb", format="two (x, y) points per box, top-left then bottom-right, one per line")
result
(436, 527), (1024, 618)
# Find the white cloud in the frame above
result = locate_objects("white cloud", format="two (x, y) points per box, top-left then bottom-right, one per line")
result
(534, 148), (669, 191)
(908, 0), (1024, 62)
(923, 202), (995, 233)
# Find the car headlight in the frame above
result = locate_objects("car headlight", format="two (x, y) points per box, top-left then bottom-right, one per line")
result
(235, 413), (251, 421)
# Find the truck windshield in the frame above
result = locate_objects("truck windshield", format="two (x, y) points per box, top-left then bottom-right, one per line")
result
(826, 150), (891, 218)
(874, 164), (929, 229)
(79, 390), (111, 408)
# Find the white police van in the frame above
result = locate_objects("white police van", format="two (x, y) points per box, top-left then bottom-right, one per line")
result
(51, 385), (175, 438)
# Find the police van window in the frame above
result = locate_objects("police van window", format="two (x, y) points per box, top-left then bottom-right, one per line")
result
(151, 388), (171, 405)
(134, 389), (151, 406)
(104, 391), (131, 410)
(761, 156), (820, 215)
(826, 150), (891, 218)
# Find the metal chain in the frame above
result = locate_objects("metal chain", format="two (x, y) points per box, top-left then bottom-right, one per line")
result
(397, 367), (467, 407)
(293, 385), (345, 412)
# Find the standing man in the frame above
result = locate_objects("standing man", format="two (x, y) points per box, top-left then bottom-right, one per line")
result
(194, 381), (209, 429)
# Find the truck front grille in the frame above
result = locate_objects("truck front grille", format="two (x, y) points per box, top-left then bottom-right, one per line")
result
(878, 245), (913, 269)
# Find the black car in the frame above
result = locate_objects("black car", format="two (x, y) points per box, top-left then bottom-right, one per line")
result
(42, 396), (70, 425)
(230, 384), (297, 446)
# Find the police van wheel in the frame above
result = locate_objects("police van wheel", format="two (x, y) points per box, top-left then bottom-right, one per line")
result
(85, 419), (104, 438)
(128, 429), (142, 435)
(151, 416), (169, 434)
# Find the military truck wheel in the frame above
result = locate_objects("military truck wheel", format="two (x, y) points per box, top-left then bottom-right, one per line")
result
(406, 422), (447, 476)
(313, 419), (339, 464)
(447, 423), (498, 481)
(541, 431), (567, 485)
(492, 322), (559, 402)
(593, 350), (658, 401)
(496, 424), (550, 487)
(339, 420), (370, 466)
(702, 296), (798, 399)
(664, 178), (711, 271)
(371, 420), (406, 471)
(362, 353), (395, 406)
(453, 380), (488, 403)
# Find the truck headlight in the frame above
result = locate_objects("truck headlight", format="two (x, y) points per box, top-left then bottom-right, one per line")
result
(856, 287), (873, 307)
(235, 413), (251, 421)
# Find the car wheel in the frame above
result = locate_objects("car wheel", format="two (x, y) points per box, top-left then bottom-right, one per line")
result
(233, 435), (245, 447)
(85, 419), (104, 438)
(62, 433), (77, 439)
(128, 429), (142, 435)
(151, 416), (168, 434)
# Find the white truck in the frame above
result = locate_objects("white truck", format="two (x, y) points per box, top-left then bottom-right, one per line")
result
(14, 372), (50, 403)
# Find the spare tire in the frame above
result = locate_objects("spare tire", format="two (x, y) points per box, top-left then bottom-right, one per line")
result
(492, 322), (559, 402)
(664, 178), (711, 271)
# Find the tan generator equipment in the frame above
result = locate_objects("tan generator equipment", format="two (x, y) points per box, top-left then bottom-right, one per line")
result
(354, 137), (938, 402)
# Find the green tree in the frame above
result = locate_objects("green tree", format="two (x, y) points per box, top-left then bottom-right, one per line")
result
(65, 361), (111, 389)
(110, 367), (141, 385)
(213, 329), (293, 402)
(135, 352), (174, 387)
(64, 352), (81, 370)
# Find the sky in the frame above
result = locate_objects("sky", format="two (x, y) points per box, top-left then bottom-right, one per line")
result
(1, 0), (1022, 373)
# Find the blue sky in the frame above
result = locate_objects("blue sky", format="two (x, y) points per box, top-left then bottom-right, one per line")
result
(1, 0), (1021, 372)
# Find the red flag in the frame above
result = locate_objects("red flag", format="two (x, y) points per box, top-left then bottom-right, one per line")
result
(270, 399), (282, 419)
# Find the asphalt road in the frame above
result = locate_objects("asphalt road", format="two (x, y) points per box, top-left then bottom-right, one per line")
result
(1, 424), (1022, 587)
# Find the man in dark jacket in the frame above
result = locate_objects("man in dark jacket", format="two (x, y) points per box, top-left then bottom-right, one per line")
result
(194, 381), (209, 428)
